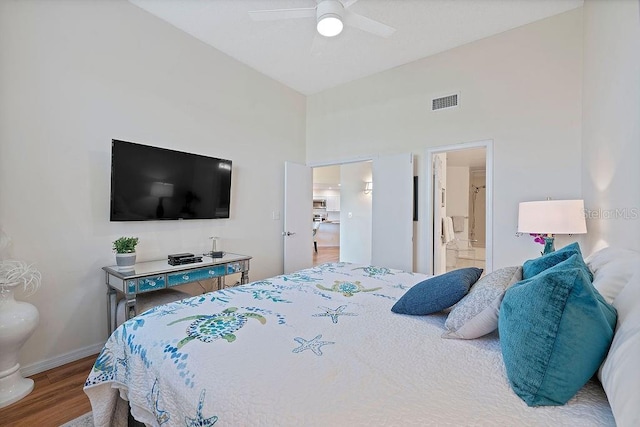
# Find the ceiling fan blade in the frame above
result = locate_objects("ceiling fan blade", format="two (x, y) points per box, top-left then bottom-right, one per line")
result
(248, 8), (316, 22)
(342, 0), (360, 8)
(343, 10), (396, 38)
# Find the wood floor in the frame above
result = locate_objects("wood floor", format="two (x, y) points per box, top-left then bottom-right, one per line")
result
(312, 246), (339, 265)
(0, 251), (338, 426)
(0, 354), (97, 427)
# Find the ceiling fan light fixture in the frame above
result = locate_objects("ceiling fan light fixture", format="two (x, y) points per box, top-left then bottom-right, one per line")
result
(317, 14), (343, 37)
(316, 0), (344, 37)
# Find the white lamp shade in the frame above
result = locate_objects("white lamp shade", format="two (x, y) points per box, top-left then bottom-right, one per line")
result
(518, 200), (587, 235)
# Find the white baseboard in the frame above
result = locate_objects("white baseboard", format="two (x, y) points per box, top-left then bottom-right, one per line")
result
(20, 342), (105, 377)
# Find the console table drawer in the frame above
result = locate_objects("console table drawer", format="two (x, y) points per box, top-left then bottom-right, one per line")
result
(138, 275), (166, 293)
(227, 260), (249, 274)
(167, 266), (226, 287)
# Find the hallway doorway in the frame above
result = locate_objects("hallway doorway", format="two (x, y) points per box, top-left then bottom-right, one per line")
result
(312, 162), (372, 265)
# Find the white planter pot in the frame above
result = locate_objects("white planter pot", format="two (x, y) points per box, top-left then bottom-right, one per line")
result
(116, 252), (136, 271)
(0, 286), (39, 408)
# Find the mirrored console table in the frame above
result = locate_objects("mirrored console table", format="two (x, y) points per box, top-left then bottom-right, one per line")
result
(103, 253), (251, 335)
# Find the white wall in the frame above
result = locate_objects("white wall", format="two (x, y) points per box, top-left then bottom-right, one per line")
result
(0, 1), (306, 371)
(313, 165), (340, 185)
(581, 0), (640, 254)
(340, 162), (373, 263)
(307, 9), (585, 272)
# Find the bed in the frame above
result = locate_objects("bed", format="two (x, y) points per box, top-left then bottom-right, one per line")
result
(84, 252), (639, 426)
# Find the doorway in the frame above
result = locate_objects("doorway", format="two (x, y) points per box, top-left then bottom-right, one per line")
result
(425, 141), (493, 276)
(312, 164), (343, 265)
(286, 154), (413, 272)
(312, 162), (373, 266)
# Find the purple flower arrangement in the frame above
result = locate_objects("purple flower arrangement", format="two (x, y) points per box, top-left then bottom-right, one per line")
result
(530, 233), (546, 245)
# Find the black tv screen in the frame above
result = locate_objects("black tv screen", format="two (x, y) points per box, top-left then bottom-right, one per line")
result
(110, 140), (232, 221)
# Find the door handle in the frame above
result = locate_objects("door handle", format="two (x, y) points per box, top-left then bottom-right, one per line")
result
(282, 231), (296, 236)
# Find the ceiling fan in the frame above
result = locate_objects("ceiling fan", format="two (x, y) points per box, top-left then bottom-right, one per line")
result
(248, 0), (396, 38)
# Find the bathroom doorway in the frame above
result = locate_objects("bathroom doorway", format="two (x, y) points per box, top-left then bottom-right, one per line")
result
(425, 141), (493, 276)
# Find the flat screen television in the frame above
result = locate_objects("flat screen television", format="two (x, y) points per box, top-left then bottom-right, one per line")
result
(110, 140), (232, 221)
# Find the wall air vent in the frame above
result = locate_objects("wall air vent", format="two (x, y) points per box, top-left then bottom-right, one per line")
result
(431, 93), (458, 111)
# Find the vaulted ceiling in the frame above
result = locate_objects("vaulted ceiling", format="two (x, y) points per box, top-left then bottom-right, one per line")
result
(130, 0), (583, 95)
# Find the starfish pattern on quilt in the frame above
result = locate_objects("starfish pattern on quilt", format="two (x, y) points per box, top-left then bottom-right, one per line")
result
(292, 334), (335, 356)
(185, 389), (218, 426)
(312, 305), (357, 324)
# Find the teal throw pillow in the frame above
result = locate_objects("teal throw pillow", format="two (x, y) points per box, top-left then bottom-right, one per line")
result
(391, 268), (483, 315)
(522, 242), (592, 281)
(499, 257), (617, 406)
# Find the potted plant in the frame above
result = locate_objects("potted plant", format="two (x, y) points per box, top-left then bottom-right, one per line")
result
(0, 260), (41, 407)
(113, 236), (139, 271)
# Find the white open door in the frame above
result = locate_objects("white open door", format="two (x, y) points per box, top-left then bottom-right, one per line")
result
(283, 161), (313, 274)
(371, 153), (414, 271)
(432, 153), (446, 275)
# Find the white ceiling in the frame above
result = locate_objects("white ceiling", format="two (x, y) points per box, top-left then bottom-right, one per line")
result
(129, 0), (583, 95)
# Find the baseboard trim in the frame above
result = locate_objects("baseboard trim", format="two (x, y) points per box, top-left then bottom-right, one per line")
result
(20, 342), (105, 377)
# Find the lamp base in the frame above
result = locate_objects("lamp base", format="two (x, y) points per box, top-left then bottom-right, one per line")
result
(0, 364), (34, 408)
(543, 236), (555, 255)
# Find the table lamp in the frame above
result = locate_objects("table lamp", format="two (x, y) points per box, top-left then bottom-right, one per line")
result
(517, 199), (587, 255)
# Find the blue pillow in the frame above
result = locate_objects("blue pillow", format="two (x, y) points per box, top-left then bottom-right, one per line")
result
(391, 268), (483, 315)
(522, 242), (592, 281)
(499, 259), (616, 406)
(532, 250), (593, 284)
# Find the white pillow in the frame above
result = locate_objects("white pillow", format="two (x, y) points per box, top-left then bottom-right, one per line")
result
(586, 247), (640, 303)
(585, 246), (639, 271)
(442, 266), (522, 339)
(598, 264), (640, 427)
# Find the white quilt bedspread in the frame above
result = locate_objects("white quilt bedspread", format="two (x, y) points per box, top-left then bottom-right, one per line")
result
(84, 262), (614, 426)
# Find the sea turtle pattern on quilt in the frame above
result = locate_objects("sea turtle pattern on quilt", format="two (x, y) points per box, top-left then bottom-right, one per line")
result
(168, 307), (267, 348)
(316, 280), (382, 297)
